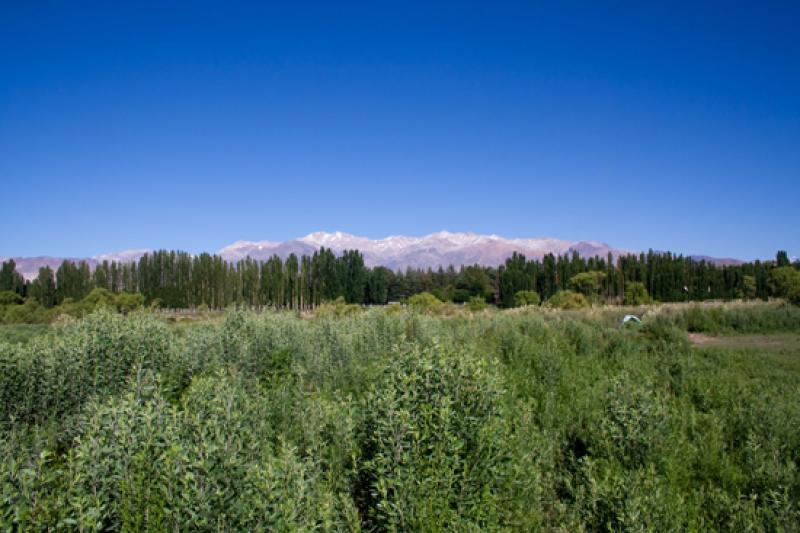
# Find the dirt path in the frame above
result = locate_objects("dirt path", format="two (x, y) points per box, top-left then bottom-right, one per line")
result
(688, 333), (715, 346)
(688, 332), (800, 350)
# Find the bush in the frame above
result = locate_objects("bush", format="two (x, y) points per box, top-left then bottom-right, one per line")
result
(596, 377), (668, 467)
(467, 295), (488, 311)
(314, 296), (362, 318)
(54, 372), (353, 530)
(624, 281), (652, 305)
(115, 292), (145, 314)
(1, 299), (51, 324)
(356, 343), (515, 530)
(81, 287), (116, 308)
(0, 309), (174, 424)
(0, 291), (23, 306)
(569, 271), (607, 297)
(451, 288), (471, 303)
(789, 285), (800, 306)
(545, 290), (589, 309)
(768, 266), (800, 298)
(406, 292), (443, 313)
(514, 290), (540, 307)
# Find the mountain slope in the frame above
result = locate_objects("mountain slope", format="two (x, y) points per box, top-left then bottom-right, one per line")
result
(3, 232), (744, 281)
(218, 231), (627, 270)
(0, 251), (149, 281)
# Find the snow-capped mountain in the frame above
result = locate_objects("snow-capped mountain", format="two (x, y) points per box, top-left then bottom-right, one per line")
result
(217, 231), (628, 270)
(0, 251), (150, 281)
(3, 231), (745, 280)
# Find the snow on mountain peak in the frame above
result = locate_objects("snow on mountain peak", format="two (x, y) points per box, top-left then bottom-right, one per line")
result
(215, 231), (629, 270)
(91, 249), (150, 262)
(300, 231), (368, 248)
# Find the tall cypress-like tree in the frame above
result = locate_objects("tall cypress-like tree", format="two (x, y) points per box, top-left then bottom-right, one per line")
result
(30, 266), (57, 308)
(0, 260), (25, 295)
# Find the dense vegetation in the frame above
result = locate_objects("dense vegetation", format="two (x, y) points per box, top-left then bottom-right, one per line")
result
(1, 249), (799, 323)
(1, 302), (799, 530)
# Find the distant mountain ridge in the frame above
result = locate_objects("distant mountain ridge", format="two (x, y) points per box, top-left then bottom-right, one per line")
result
(2, 231), (743, 280)
(0, 251), (150, 281)
(218, 231), (629, 270)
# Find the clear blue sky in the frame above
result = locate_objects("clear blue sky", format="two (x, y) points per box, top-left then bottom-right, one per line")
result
(2, 1), (798, 260)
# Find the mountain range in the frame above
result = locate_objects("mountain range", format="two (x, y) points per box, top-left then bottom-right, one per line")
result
(2, 231), (743, 280)
(219, 231), (627, 269)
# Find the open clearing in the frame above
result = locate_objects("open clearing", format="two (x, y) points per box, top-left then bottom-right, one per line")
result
(689, 332), (800, 351)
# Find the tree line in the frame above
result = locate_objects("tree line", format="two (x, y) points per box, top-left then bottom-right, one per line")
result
(1, 248), (798, 310)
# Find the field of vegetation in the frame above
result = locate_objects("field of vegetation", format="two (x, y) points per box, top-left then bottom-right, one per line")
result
(1, 301), (799, 530)
(3, 251), (800, 325)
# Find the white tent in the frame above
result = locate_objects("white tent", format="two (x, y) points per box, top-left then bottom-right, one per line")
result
(622, 314), (641, 324)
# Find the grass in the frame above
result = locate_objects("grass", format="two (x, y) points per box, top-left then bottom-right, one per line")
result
(0, 323), (50, 345)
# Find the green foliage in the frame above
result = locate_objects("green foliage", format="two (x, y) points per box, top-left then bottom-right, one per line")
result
(81, 287), (116, 308)
(407, 291), (443, 313)
(0, 309), (173, 424)
(768, 266), (800, 298)
(2, 303), (800, 530)
(545, 289), (589, 309)
(0, 261), (24, 295)
(356, 343), (516, 530)
(569, 271), (607, 297)
(72, 288), (144, 315)
(314, 296), (362, 318)
(466, 295), (488, 311)
(29, 267), (57, 308)
(0, 299), (51, 325)
(514, 289), (540, 307)
(8, 247), (798, 318)
(656, 302), (800, 334)
(742, 275), (757, 300)
(115, 292), (145, 314)
(623, 281), (652, 305)
(0, 292), (23, 306)
(55, 372), (352, 530)
(0, 324), (50, 345)
(789, 285), (800, 306)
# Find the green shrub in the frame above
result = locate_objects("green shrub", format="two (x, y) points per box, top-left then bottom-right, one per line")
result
(623, 281), (652, 305)
(789, 285), (800, 306)
(514, 290), (540, 307)
(596, 377), (669, 467)
(50, 371), (354, 531)
(115, 292), (145, 314)
(314, 296), (362, 318)
(466, 295), (488, 311)
(546, 290), (589, 309)
(81, 287), (116, 308)
(356, 343), (515, 530)
(0, 309), (173, 424)
(0, 291), (23, 306)
(768, 266), (800, 298)
(569, 271), (607, 297)
(640, 318), (689, 348)
(1, 299), (52, 324)
(406, 291), (443, 313)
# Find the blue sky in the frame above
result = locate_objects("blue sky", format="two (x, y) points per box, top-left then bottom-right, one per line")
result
(2, 1), (798, 260)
